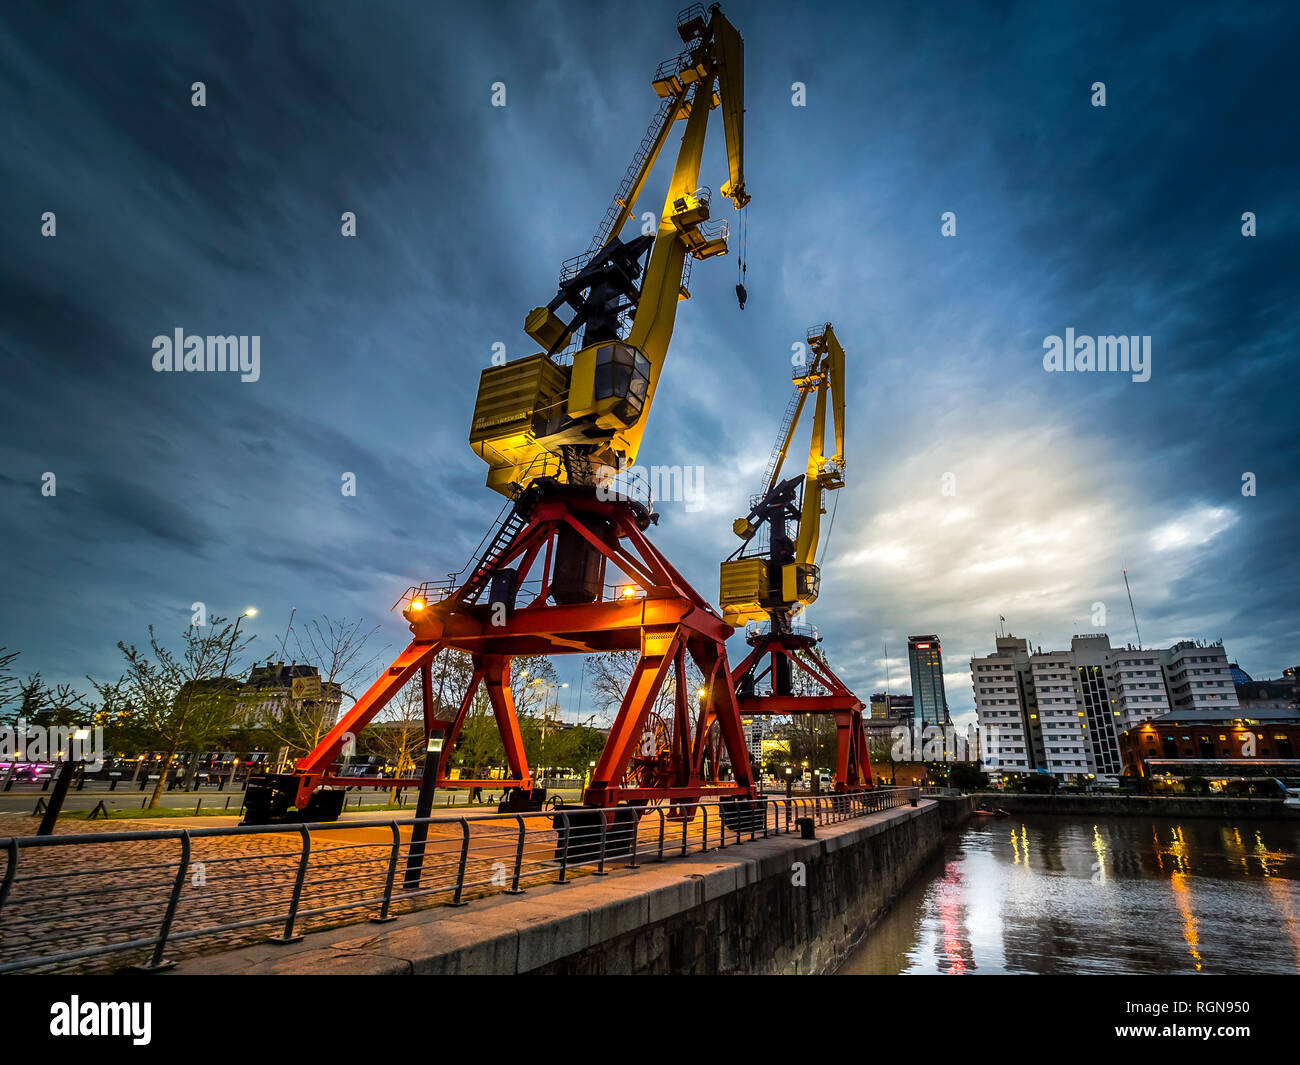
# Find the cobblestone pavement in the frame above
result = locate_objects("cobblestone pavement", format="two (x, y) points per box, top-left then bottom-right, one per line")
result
(0, 805), (734, 974)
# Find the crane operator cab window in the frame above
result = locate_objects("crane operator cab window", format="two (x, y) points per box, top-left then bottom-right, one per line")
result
(593, 343), (651, 419)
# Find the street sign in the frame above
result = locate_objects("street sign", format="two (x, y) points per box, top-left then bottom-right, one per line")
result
(291, 675), (323, 700)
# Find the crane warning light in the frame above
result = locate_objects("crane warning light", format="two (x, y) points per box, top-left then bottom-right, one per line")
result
(410, 599), (425, 611)
(620, 585), (637, 599)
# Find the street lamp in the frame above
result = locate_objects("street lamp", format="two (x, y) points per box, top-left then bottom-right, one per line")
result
(221, 608), (257, 679)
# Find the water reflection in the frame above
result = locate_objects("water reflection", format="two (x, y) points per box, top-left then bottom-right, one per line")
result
(839, 816), (1300, 975)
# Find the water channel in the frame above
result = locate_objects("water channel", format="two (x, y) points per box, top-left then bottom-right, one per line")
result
(839, 815), (1300, 974)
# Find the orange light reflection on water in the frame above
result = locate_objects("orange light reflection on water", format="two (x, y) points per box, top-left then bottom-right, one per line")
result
(936, 864), (969, 974)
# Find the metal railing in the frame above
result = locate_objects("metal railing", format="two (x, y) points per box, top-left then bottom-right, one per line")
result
(0, 788), (919, 974)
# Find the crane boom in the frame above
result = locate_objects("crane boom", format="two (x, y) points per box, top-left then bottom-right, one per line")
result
(719, 323), (847, 629)
(469, 4), (749, 497)
(722, 321), (872, 794)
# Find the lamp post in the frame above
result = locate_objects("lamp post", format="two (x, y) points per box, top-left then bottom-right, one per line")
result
(220, 608), (257, 679)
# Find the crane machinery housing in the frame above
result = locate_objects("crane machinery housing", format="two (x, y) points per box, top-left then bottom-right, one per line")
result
(721, 323), (873, 792)
(243, 4), (762, 830)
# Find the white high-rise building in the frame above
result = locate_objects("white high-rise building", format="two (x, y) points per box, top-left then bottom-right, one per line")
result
(971, 633), (1239, 786)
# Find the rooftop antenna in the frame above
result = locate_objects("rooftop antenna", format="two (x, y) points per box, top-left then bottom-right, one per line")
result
(883, 641), (891, 707)
(278, 606), (297, 660)
(1122, 566), (1142, 649)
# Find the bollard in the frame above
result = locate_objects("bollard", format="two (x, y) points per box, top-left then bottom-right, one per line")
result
(795, 817), (815, 840)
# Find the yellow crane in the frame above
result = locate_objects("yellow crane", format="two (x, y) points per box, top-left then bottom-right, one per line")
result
(720, 322), (871, 792)
(468, 3), (749, 497)
(720, 323), (846, 628)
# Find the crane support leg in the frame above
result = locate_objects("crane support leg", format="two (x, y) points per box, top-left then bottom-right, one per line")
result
(246, 482), (755, 822)
(731, 630), (873, 792)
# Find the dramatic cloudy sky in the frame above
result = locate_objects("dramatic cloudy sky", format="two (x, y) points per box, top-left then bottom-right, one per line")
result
(2, 0), (1297, 729)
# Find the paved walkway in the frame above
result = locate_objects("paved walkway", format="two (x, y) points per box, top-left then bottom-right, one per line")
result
(169, 804), (930, 975)
(0, 805), (705, 974)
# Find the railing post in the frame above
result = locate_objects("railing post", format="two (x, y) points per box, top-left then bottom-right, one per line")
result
(700, 805), (709, 853)
(595, 811), (609, 875)
(134, 830), (191, 971)
(451, 819), (471, 904)
(556, 811), (571, 884)
(269, 825), (311, 944)
(627, 809), (641, 868)
(506, 815), (526, 893)
(369, 821), (401, 923)
(656, 806), (666, 861)
(0, 838), (17, 920)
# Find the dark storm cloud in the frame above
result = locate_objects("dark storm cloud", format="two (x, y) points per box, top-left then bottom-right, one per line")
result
(83, 475), (210, 549)
(0, 0), (1296, 717)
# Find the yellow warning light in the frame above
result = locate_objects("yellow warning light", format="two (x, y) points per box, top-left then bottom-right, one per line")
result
(620, 586), (637, 599)
(410, 599), (425, 611)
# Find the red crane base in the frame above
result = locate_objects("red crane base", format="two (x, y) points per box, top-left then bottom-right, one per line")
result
(730, 629), (874, 792)
(249, 481), (756, 820)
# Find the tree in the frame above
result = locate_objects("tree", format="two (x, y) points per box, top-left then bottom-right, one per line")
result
(868, 731), (899, 785)
(0, 648), (21, 714)
(949, 762), (988, 791)
(1020, 772), (1057, 794)
(363, 678), (426, 802)
(113, 617), (252, 809)
(0, 668), (96, 767)
(443, 654), (557, 778)
(1, 673), (88, 729)
(581, 649), (708, 775)
(256, 616), (388, 759)
(583, 649), (703, 725)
